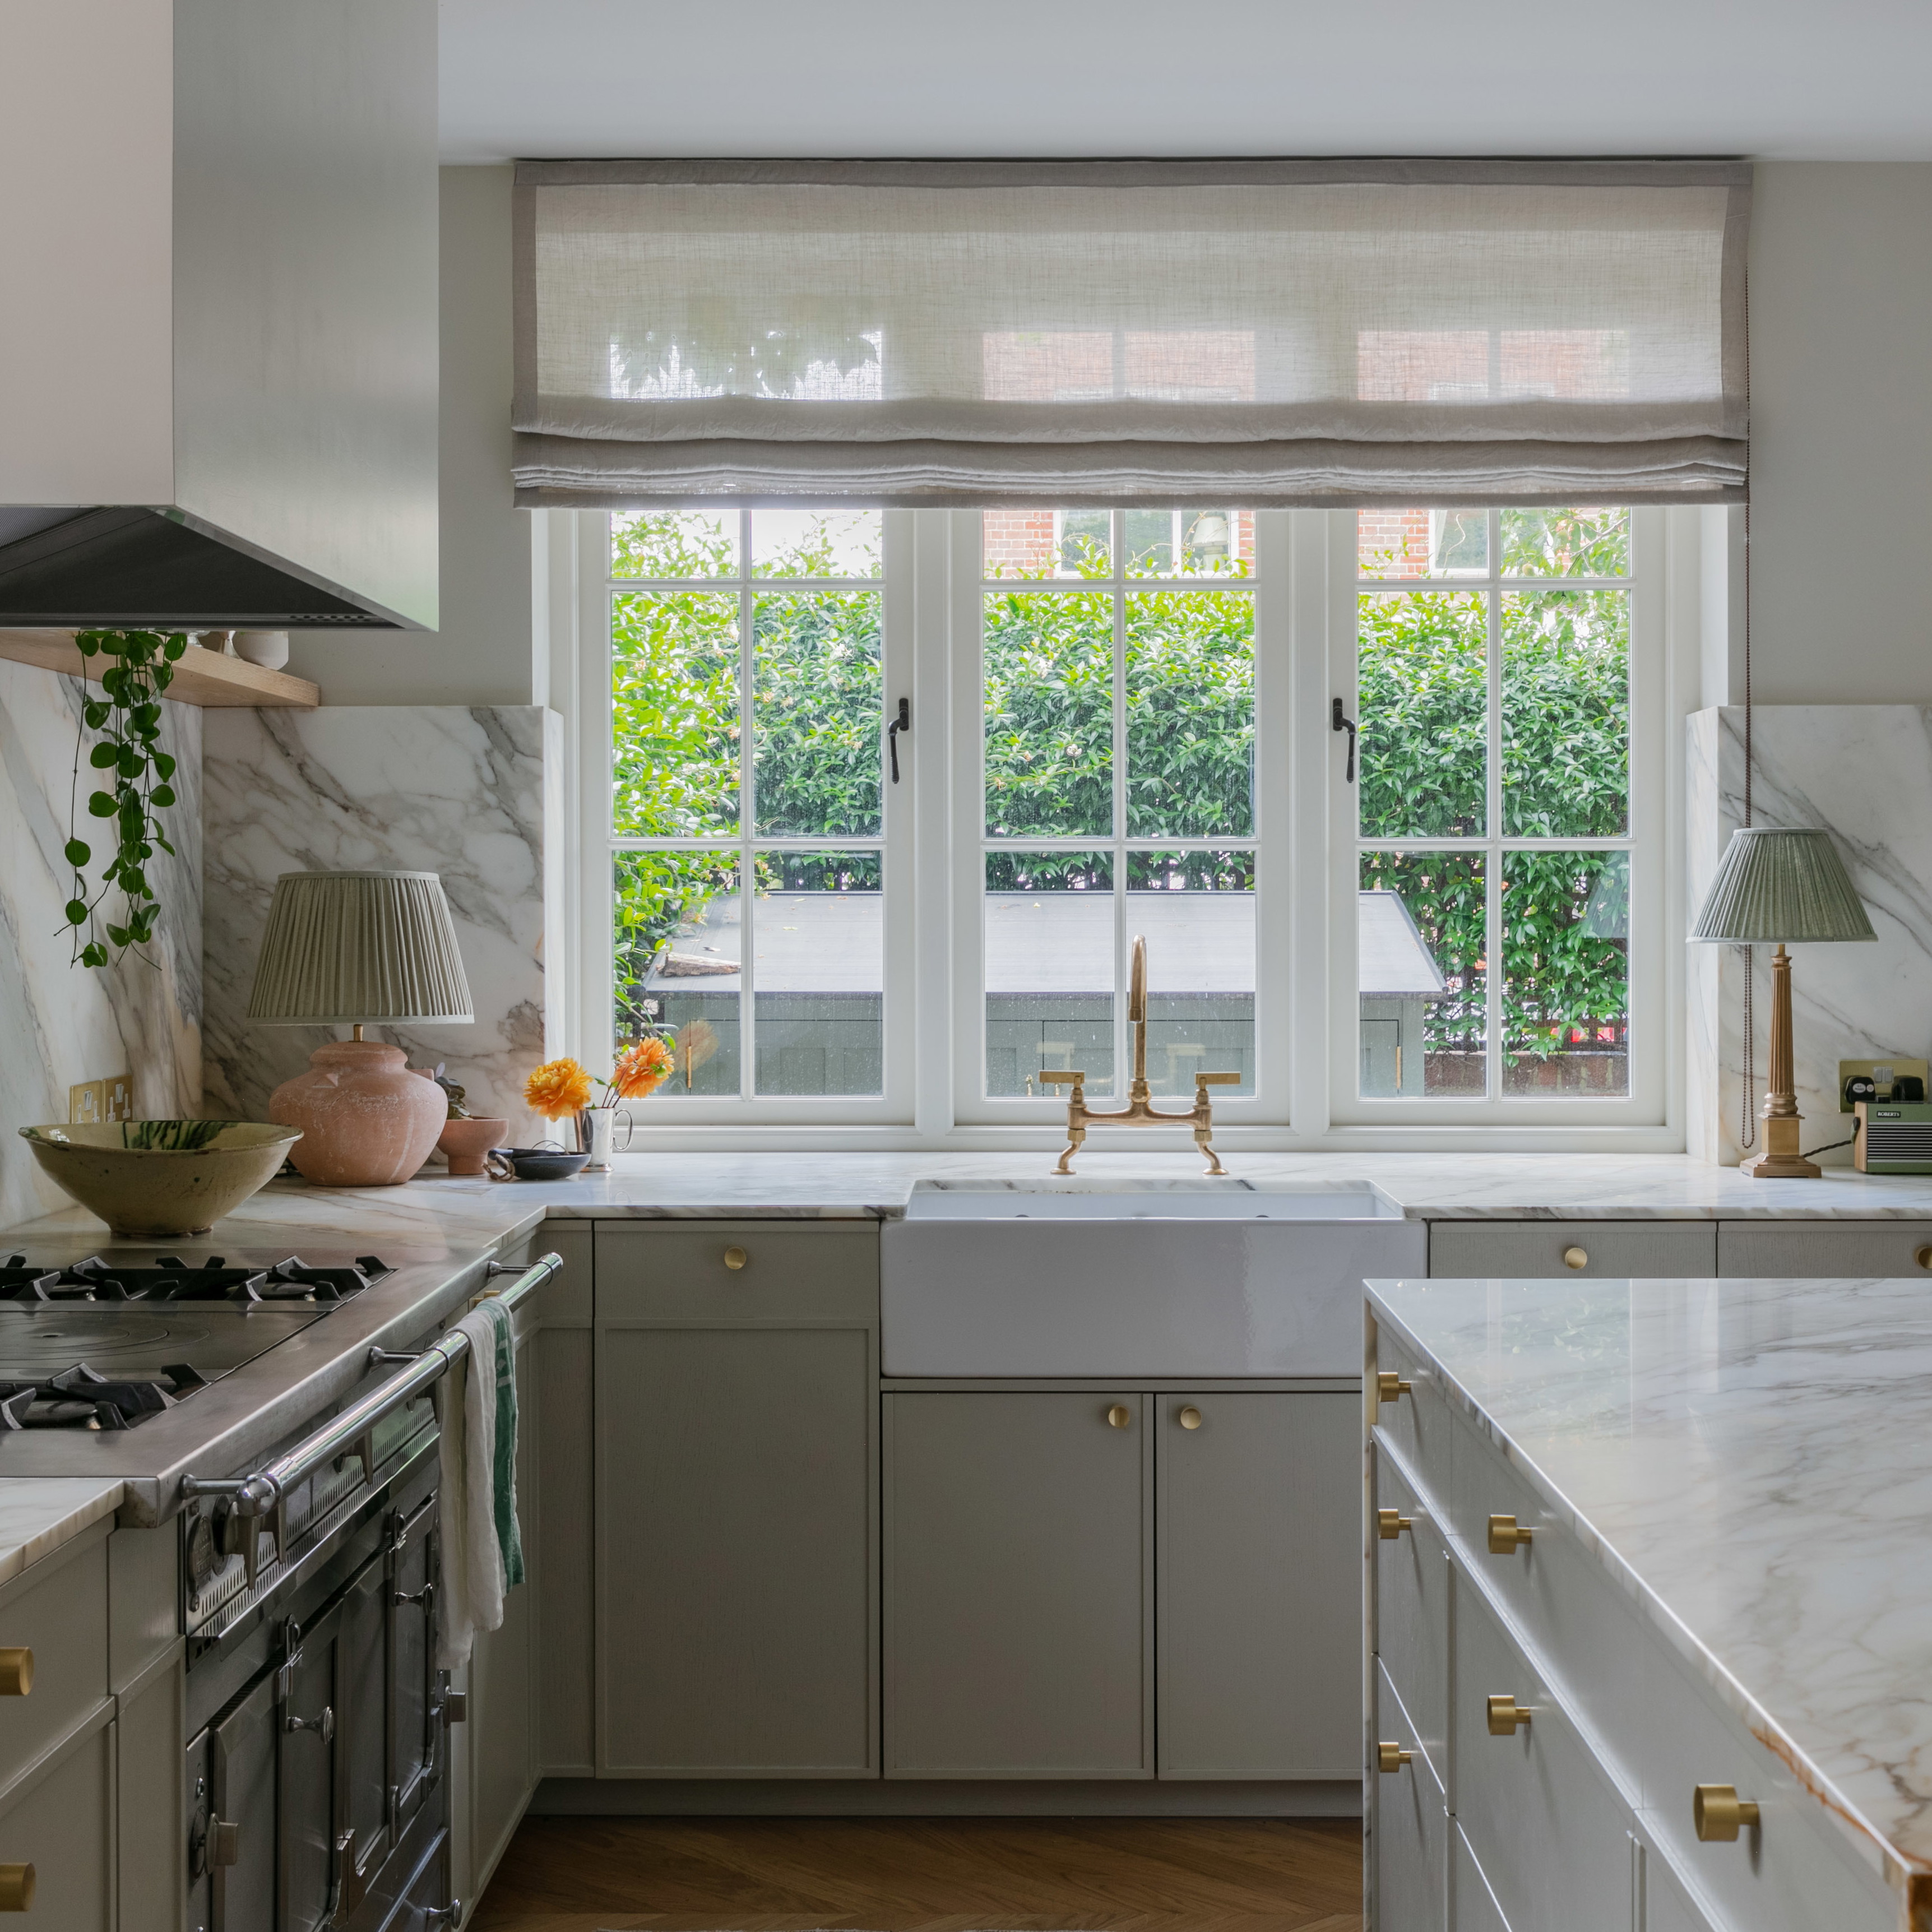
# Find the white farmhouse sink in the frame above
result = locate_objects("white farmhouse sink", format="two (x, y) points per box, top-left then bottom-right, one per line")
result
(880, 1179), (1427, 1377)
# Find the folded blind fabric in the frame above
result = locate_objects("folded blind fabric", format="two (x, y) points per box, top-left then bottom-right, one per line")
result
(513, 158), (1750, 507)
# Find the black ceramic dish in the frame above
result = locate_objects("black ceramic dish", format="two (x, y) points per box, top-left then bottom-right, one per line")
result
(487, 1147), (590, 1182)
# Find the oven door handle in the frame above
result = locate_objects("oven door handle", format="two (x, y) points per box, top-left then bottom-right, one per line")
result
(179, 1252), (560, 1573)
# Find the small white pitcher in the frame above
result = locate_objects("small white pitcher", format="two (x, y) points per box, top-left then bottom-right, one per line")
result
(577, 1105), (634, 1171)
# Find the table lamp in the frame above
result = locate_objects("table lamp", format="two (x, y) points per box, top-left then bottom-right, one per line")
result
(248, 870), (474, 1186)
(1689, 828), (1875, 1178)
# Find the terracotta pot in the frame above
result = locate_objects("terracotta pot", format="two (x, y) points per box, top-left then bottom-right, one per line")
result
(267, 1040), (448, 1186)
(437, 1116), (508, 1177)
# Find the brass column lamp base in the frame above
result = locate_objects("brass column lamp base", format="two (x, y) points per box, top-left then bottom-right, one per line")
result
(1741, 943), (1820, 1179)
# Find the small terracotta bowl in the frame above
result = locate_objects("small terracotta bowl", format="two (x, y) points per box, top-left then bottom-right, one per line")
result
(437, 1117), (509, 1177)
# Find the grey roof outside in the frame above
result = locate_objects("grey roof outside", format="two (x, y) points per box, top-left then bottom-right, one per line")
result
(652, 889), (1444, 997)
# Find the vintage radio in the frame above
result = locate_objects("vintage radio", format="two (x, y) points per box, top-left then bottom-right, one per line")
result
(1854, 1101), (1932, 1174)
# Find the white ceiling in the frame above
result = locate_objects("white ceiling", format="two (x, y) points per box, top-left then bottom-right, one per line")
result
(439, 0), (1932, 165)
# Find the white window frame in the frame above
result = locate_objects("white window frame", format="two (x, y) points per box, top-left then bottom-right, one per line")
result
(554, 503), (1697, 1151)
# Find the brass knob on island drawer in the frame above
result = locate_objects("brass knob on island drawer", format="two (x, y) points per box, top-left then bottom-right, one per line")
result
(1693, 1784), (1760, 1841)
(0, 1866), (33, 1911)
(722, 1246), (748, 1271)
(1179, 1406), (1203, 1430)
(1376, 1741), (1414, 1773)
(0, 1650), (32, 1697)
(1916, 1245), (1932, 1271)
(1375, 1372), (1412, 1403)
(1377, 1509), (1413, 1540)
(1562, 1245), (1588, 1270)
(1488, 1514), (1535, 1554)
(1106, 1404), (1132, 1429)
(1486, 1695), (1531, 1736)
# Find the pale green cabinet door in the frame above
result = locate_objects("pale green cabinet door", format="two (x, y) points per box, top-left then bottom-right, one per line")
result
(1156, 1392), (1358, 1778)
(884, 1392), (1153, 1778)
(596, 1322), (878, 1776)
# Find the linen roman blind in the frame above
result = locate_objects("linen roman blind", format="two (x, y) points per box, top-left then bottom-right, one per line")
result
(512, 158), (1751, 507)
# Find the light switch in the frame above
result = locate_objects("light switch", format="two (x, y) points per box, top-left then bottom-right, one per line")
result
(68, 1080), (105, 1125)
(104, 1073), (133, 1122)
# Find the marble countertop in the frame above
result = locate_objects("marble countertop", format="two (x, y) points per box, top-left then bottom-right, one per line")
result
(8, 1150), (1932, 1251)
(1368, 1272), (1932, 1889)
(0, 1479), (125, 1590)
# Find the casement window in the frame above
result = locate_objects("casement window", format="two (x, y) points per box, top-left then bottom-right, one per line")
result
(568, 499), (1671, 1143)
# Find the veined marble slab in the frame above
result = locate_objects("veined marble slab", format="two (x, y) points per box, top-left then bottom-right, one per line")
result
(1368, 1272), (1932, 1886)
(0, 1479), (126, 1587)
(8, 1150), (1932, 1251)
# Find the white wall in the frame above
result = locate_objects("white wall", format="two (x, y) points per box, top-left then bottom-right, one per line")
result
(1746, 163), (1932, 704)
(286, 165), (534, 703)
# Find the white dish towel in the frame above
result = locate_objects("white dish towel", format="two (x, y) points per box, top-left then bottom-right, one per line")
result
(435, 1296), (525, 1672)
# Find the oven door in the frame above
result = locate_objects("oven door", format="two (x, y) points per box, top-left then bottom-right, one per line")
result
(389, 1493), (442, 1837)
(277, 1590), (350, 1932)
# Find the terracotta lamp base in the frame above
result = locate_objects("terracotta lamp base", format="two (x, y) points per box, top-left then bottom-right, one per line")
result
(268, 1040), (447, 1187)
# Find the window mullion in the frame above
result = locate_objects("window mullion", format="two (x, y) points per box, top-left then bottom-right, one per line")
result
(1113, 508), (1129, 1095)
(1486, 507), (1504, 1101)
(738, 508), (756, 1102)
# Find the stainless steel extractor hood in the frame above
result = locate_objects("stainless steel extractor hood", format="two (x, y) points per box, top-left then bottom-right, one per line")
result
(0, 0), (438, 632)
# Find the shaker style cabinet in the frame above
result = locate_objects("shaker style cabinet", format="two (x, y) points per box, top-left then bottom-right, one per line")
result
(884, 1388), (1357, 1781)
(592, 1224), (879, 1777)
(884, 1392), (1152, 1778)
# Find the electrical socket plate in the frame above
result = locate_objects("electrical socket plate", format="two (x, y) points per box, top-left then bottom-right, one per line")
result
(67, 1074), (133, 1126)
(1838, 1057), (1929, 1113)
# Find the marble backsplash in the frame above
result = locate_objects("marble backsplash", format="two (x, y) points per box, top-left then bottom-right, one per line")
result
(1688, 706), (1932, 1166)
(202, 706), (563, 1146)
(0, 657), (202, 1226)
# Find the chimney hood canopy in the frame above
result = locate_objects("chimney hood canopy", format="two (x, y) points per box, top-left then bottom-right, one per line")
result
(0, 509), (412, 629)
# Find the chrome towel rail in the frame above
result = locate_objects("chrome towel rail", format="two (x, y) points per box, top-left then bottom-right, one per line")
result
(180, 1253), (560, 1568)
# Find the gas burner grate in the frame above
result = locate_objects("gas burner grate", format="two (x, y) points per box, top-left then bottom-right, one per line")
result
(0, 1360), (207, 1430)
(0, 1253), (392, 1305)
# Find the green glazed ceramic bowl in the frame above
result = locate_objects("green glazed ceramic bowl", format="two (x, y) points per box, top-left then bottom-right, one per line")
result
(18, 1120), (303, 1236)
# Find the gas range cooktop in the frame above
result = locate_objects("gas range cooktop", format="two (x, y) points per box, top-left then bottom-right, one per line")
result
(0, 1247), (392, 1430)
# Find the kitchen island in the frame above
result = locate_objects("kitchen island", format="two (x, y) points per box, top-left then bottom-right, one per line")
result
(1367, 1271), (1932, 1932)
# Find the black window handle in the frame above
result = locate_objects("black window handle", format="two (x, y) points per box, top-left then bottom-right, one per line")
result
(1332, 697), (1356, 783)
(888, 697), (910, 783)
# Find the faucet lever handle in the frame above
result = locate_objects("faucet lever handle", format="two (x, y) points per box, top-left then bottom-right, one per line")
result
(1039, 1070), (1086, 1087)
(1194, 1072), (1241, 1086)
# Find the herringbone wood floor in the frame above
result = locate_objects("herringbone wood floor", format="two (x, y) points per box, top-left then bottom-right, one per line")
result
(467, 1815), (1363, 1932)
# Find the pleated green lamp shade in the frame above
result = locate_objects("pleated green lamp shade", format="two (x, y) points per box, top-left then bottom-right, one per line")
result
(1689, 828), (1876, 945)
(247, 870), (475, 1024)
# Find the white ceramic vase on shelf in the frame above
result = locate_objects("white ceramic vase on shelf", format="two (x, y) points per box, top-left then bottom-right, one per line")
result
(577, 1105), (634, 1171)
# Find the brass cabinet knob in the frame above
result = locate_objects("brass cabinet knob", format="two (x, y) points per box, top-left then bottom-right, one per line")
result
(0, 1866), (33, 1912)
(1916, 1245), (1932, 1271)
(0, 1650), (32, 1697)
(1562, 1245), (1588, 1270)
(1375, 1372), (1412, 1403)
(1377, 1508), (1413, 1540)
(1693, 1783), (1760, 1841)
(1375, 1741), (1414, 1773)
(1486, 1694), (1531, 1736)
(1488, 1513), (1535, 1554)
(722, 1246), (748, 1271)
(1106, 1404), (1132, 1429)
(1178, 1406), (1203, 1430)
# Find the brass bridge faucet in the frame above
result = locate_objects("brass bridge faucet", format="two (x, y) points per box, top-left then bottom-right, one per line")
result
(1040, 935), (1240, 1175)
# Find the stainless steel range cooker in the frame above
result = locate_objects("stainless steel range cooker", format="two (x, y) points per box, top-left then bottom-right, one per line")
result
(0, 1238), (559, 1932)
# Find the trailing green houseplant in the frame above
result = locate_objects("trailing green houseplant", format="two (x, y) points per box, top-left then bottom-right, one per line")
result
(63, 627), (188, 968)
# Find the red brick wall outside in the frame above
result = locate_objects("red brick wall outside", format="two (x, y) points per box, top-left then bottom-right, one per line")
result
(983, 510), (1057, 574)
(1356, 508), (1431, 578)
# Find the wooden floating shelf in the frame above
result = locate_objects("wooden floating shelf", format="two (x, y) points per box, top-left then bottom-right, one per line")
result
(0, 630), (320, 707)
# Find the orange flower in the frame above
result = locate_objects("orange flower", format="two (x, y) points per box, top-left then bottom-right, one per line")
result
(525, 1057), (593, 1121)
(611, 1035), (674, 1101)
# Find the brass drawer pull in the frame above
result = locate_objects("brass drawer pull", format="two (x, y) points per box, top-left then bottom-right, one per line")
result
(1178, 1406), (1203, 1430)
(1106, 1404), (1132, 1429)
(1916, 1245), (1932, 1271)
(1694, 1784), (1760, 1841)
(722, 1245), (748, 1271)
(1377, 1509), (1412, 1540)
(0, 1866), (33, 1912)
(1487, 1694), (1531, 1736)
(1376, 1741), (1414, 1773)
(1488, 1513), (1534, 1554)
(1562, 1245), (1588, 1270)
(1375, 1372), (1412, 1403)
(0, 1650), (31, 1697)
